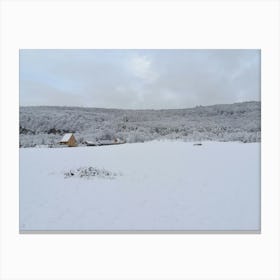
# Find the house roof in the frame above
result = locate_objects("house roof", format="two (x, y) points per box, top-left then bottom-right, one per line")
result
(60, 133), (74, 142)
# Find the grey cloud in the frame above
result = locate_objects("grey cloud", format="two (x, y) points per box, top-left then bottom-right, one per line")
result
(20, 80), (84, 107)
(20, 49), (260, 109)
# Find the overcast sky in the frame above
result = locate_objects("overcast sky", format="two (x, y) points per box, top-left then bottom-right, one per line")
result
(20, 49), (260, 109)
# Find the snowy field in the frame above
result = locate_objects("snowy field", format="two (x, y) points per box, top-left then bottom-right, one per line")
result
(19, 141), (260, 231)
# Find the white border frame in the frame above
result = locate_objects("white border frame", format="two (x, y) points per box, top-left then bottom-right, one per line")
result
(1, 0), (279, 279)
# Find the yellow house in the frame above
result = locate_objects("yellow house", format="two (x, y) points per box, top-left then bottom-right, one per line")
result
(59, 133), (77, 147)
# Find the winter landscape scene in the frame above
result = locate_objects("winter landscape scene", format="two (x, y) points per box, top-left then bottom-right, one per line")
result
(20, 49), (261, 232)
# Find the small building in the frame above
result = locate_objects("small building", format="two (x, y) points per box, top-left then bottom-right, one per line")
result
(85, 140), (99, 146)
(59, 133), (77, 147)
(84, 138), (126, 147)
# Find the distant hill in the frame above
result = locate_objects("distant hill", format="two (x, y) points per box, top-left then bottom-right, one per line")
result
(19, 101), (261, 147)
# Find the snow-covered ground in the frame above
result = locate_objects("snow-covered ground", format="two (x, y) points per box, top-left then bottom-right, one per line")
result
(19, 141), (260, 231)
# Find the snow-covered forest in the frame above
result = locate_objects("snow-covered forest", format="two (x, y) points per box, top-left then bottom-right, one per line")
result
(19, 101), (261, 147)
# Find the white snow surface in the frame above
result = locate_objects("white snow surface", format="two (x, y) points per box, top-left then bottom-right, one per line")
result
(20, 141), (260, 231)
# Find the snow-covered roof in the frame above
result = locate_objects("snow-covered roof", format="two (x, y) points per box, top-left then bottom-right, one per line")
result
(60, 133), (73, 142)
(99, 140), (115, 144)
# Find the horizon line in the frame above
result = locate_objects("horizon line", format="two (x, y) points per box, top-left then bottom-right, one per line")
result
(19, 100), (261, 111)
